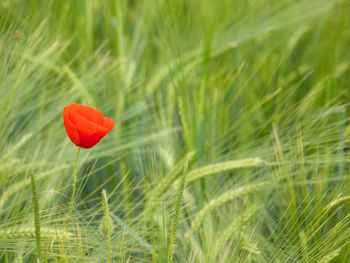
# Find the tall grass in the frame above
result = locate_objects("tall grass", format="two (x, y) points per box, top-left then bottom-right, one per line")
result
(0, 0), (350, 262)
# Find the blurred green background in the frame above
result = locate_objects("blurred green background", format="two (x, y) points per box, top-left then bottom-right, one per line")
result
(1, 0), (350, 262)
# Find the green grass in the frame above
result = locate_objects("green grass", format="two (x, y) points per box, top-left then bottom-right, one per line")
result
(0, 0), (350, 262)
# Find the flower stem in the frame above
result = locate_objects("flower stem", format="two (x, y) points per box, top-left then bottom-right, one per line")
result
(168, 161), (188, 263)
(66, 147), (80, 231)
(30, 172), (41, 262)
(102, 189), (112, 263)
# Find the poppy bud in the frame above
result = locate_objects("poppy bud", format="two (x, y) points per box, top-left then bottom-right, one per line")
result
(100, 215), (113, 237)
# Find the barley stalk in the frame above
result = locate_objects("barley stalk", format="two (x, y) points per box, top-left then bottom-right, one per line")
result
(145, 151), (195, 215)
(169, 162), (188, 263)
(0, 227), (72, 239)
(191, 182), (268, 231)
(187, 157), (263, 183)
(30, 172), (41, 262)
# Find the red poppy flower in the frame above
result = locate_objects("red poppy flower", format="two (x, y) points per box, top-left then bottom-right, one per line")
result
(63, 103), (115, 148)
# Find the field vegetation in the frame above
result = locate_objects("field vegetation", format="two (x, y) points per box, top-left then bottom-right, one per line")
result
(0, 0), (350, 262)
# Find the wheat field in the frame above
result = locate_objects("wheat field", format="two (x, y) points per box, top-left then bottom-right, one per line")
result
(1, 0), (350, 262)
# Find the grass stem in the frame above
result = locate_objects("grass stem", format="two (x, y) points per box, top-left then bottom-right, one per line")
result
(102, 189), (112, 263)
(66, 146), (81, 231)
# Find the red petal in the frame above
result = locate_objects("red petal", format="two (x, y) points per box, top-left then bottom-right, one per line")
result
(75, 114), (100, 148)
(103, 117), (116, 132)
(70, 103), (104, 125)
(63, 106), (80, 146)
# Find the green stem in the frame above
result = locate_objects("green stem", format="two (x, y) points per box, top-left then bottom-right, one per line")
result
(30, 172), (41, 262)
(102, 189), (111, 263)
(66, 147), (81, 231)
(169, 162), (188, 263)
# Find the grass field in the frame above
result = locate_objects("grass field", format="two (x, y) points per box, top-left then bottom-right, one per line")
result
(1, 0), (350, 262)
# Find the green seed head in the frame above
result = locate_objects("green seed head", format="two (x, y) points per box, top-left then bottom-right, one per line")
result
(100, 215), (113, 237)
